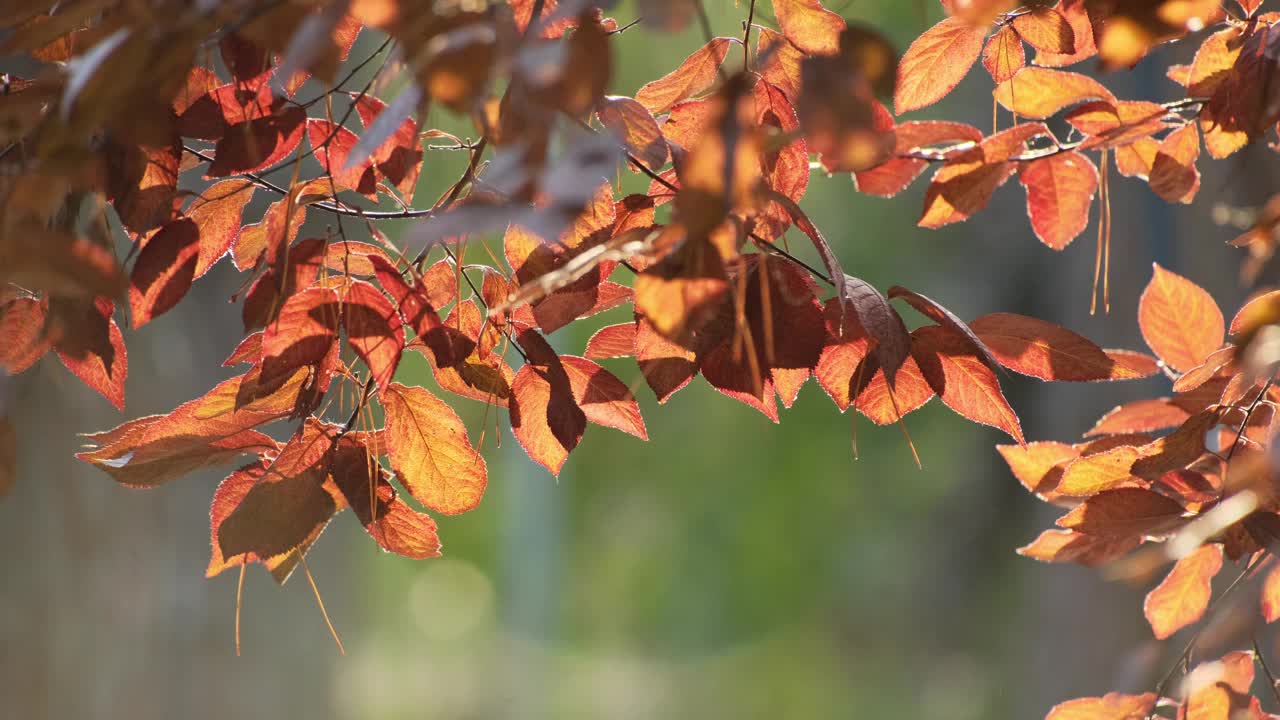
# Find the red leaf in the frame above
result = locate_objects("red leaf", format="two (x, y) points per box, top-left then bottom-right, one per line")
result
(560, 356), (648, 440)
(912, 325), (1024, 443)
(970, 313), (1144, 381)
(306, 119), (378, 197)
(888, 285), (1000, 374)
(998, 441), (1077, 496)
(585, 322), (637, 359)
(55, 298), (127, 410)
(129, 218), (200, 327)
(343, 280), (404, 390)
(1262, 563), (1280, 622)
(261, 286), (341, 385)
(894, 17), (985, 114)
(1143, 544), (1223, 639)
(216, 464), (336, 562)
(772, 0), (845, 56)
(208, 104), (307, 177)
(634, 37), (732, 114)
(382, 382), (487, 515)
(352, 94), (424, 202)
(1019, 151), (1098, 250)
(636, 316), (698, 403)
(1138, 263), (1224, 373)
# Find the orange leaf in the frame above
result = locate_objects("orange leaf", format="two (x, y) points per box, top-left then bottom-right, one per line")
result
(1017, 529), (1140, 567)
(912, 325), (1024, 443)
(598, 95), (669, 171)
(894, 17), (986, 114)
(261, 286), (342, 385)
(55, 298), (127, 410)
(1042, 692), (1156, 720)
(584, 322), (636, 359)
(1010, 7), (1075, 54)
(993, 67), (1115, 119)
(187, 179), (256, 278)
(129, 218), (200, 327)
(772, 0), (845, 55)
(919, 122), (1049, 228)
(306, 118), (378, 197)
(0, 295), (52, 374)
(328, 436), (442, 559)
(510, 328), (586, 476)
(1143, 544), (1223, 639)
(854, 120), (983, 198)
(381, 382), (487, 515)
(352, 94), (424, 203)
(1056, 446), (1143, 496)
(1087, 398), (1193, 438)
(982, 25), (1025, 83)
(1057, 488), (1187, 538)
(1148, 123), (1201, 204)
(970, 312), (1142, 381)
(216, 464), (336, 562)
(1019, 152), (1098, 250)
(1139, 263), (1224, 373)
(1033, 0), (1098, 67)
(342, 280), (404, 391)
(634, 37), (732, 114)
(636, 316), (698, 403)
(998, 441), (1077, 496)
(560, 356), (647, 440)
(757, 28), (806, 101)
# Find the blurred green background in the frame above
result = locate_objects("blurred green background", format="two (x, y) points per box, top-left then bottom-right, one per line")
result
(1, 2), (1269, 718)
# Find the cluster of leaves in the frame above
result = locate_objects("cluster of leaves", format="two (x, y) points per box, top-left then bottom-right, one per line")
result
(4, 0), (1280, 714)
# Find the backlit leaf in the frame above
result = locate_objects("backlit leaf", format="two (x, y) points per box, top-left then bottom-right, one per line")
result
(560, 356), (647, 439)
(894, 17), (986, 114)
(993, 67), (1115, 119)
(1143, 543), (1223, 639)
(129, 218), (199, 327)
(970, 313), (1142, 381)
(1057, 487), (1187, 538)
(55, 298), (127, 410)
(1019, 152), (1098, 250)
(1139, 263), (1224, 373)
(342, 280), (404, 391)
(1017, 529), (1140, 567)
(912, 325), (1024, 443)
(772, 0), (845, 56)
(382, 383), (487, 516)
(1042, 692), (1156, 720)
(1148, 123), (1201, 204)
(634, 37), (732, 114)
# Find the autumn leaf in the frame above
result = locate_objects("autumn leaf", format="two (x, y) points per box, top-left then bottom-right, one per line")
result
(55, 298), (128, 410)
(260, 286), (341, 386)
(772, 0), (844, 56)
(1148, 123), (1201, 204)
(509, 328), (587, 476)
(584, 322), (637, 360)
(1017, 529), (1140, 567)
(997, 441), (1077, 496)
(1138, 263), (1224, 373)
(1019, 152), (1098, 250)
(560, 356), (647, 440)
(634, 37), (732, 114)
(1042, 692), (1156, 720)
(1143, 544), (1223, 639)
(129, 218), (200, 327)
(381, 383), (487, 516)
(1010, 7), (1075, 55)
(982, 25), (1025, 83)
(912, 325), (1023, 443)
(992, 68), (1115, 120)
(970, 313), (1142, 381)
(342, 280), (404, 390)
(1057, 488), (1187, 538)
(894, 17), (985, 114)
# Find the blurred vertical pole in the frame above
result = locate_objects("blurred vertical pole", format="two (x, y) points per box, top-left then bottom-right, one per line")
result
(499, 445), (564, 718)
